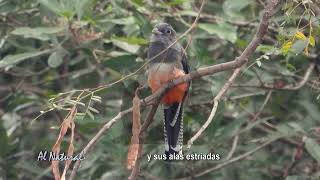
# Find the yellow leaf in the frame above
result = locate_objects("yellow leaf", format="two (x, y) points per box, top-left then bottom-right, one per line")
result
(309, 36), (315, 47)
(281, 41), (293, 54)
(294, 31), (307, 40)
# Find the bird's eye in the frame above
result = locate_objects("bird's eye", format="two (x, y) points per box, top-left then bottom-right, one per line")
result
(166, 29), (171, 34)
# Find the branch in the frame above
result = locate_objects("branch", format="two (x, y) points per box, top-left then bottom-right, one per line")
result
(251, 90), (273, 122)
(225, 135), (239, 160)
(281, 62), (315, 90)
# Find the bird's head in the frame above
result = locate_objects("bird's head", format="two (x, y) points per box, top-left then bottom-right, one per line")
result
(150, 23), (176, 44)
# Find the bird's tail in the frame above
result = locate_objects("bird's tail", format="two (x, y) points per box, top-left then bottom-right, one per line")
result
(163, 102), (184, 159)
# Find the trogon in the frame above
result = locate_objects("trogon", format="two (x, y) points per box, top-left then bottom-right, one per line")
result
(147, 23), (190, 157)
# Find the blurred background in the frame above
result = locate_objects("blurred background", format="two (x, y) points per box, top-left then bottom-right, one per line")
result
(0, 0), (320, 179)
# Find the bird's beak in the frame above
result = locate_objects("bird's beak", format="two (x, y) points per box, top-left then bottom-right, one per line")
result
(152, 28), (162, 35)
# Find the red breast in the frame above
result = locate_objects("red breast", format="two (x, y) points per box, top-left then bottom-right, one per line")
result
(148, 66), (188, 105)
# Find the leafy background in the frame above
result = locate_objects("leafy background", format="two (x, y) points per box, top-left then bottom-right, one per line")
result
(0, 0), (320, 179)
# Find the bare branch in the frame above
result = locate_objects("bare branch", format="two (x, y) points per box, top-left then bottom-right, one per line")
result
(225, 135), (239, 160)
(251, 90), (273, 122)
(281, 62), (316, 90)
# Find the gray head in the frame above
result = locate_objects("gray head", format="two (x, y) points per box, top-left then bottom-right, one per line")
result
(150, 23), (176, 45)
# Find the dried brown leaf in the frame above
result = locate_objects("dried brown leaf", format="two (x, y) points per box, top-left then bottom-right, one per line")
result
(127, 93), (141, 170)
(51, 106), (77, 180)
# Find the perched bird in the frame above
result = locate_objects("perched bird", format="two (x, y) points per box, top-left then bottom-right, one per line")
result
(147, 23), (190, 158)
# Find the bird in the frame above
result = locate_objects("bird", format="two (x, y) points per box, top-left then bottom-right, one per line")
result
(147, 23), (190, 158)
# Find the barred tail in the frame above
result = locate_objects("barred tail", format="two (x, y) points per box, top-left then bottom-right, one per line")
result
(163, 102), (184, 159)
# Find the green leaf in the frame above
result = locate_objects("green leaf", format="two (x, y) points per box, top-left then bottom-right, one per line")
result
(286, 63), (296, 71)
(223, 0), (251, 19)
(91, 96), (102, 103)
(103, 55), (138, 72)
(198, 23), (238, 43)
(87, 111), (95, 120)
(131, 0), (144, 6)
(111, 38), (140, 54)
(100, 17), (135, 25)
(166, 0), (186, 6)
(112, 36), (148, 45)
(0, 50), (51, 68)
(276, 124), (298, 137)
(179, 10), (198, 16)
(39, 0), (62, 15)
(88, 106), (99, 114)
(305, 137), (320, 162)
(74, 0), (91, 20)
(285, 176), (299, 180)
(11, 27), (64, 41)
(257, 45), (274, 53)
(47, 52), (63, 68)
(291, 40), (308, 54)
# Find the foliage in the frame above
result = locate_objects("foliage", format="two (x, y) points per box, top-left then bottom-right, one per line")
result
(0, 0), (320, 180)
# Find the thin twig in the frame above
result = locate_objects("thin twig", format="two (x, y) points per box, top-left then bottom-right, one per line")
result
(225, 135), (239, 160)
(251, 90), (273, 122)
(281, 62), (316, 90)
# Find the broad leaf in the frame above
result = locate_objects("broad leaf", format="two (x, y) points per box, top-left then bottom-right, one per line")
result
(305, 137), (320, 162)
(0, 50), (51, 68)
(291, 40), (308, 54)
(47, 52), (63, 68)
(11, 27), (64, 41)
(199, 23), (238, 43)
